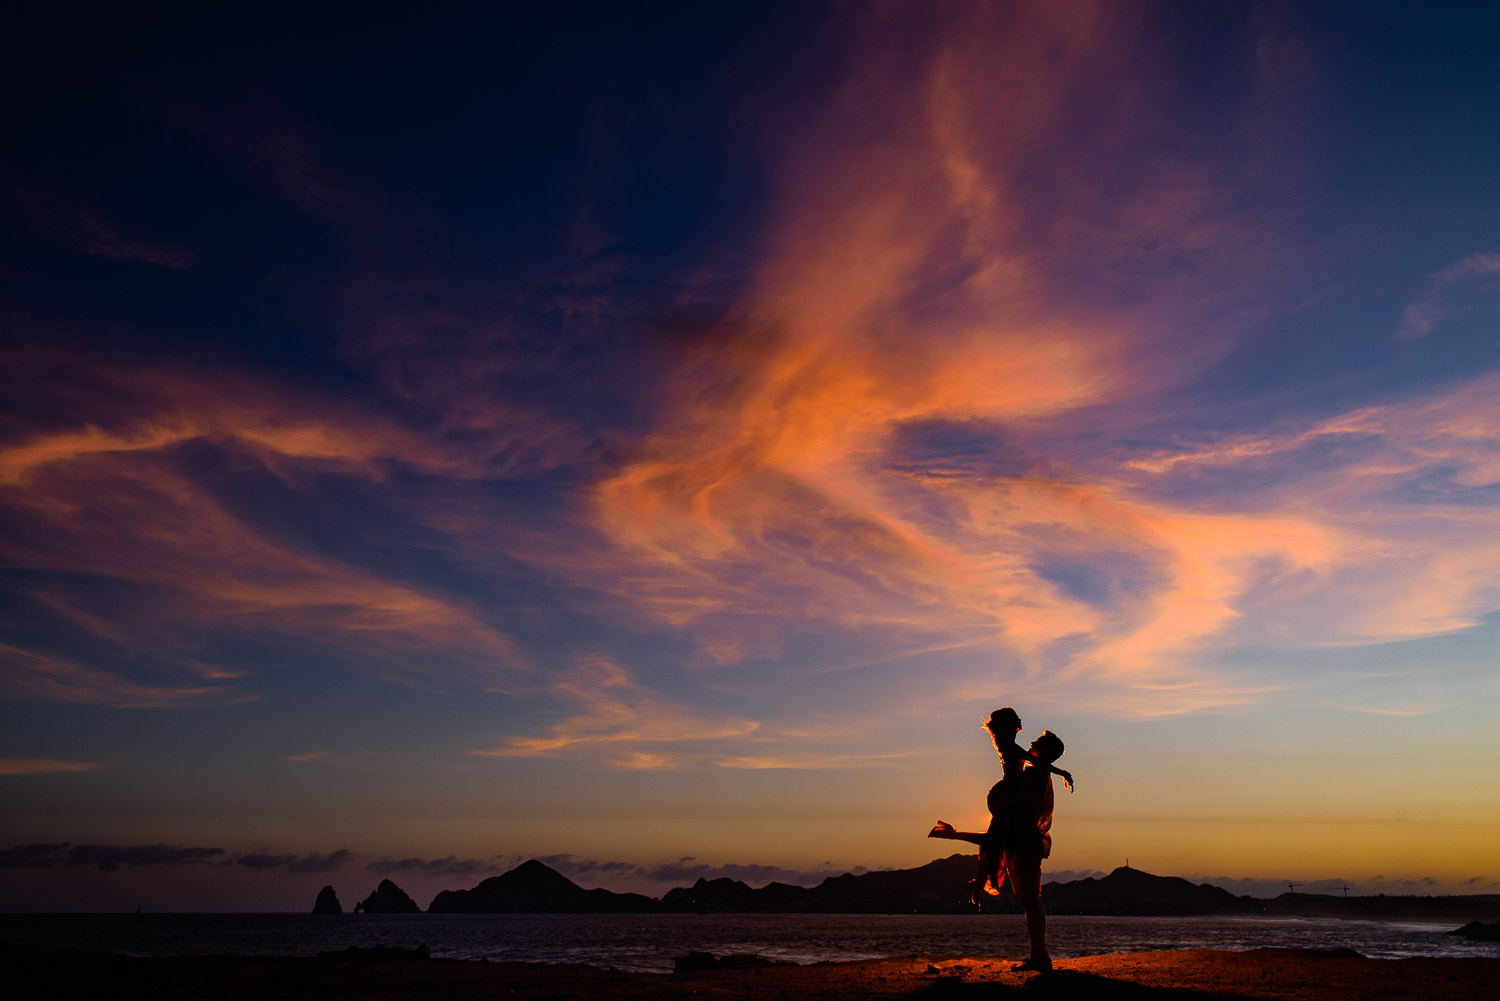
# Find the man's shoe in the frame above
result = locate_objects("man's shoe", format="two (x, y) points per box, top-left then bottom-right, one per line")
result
(1012, 956), (1052, 972)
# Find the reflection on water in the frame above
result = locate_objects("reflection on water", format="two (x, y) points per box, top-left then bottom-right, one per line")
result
(3, 913), (1497, 971)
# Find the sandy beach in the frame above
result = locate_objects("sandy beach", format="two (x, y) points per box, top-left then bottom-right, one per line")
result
(11, 947), (1498, 1001)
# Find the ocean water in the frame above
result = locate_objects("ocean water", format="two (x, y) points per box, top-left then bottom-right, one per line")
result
(4, 913), (1498, 971)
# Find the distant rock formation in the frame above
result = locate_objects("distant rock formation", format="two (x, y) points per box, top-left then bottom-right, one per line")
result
(656, 857), (1247, 916)
(1041, 865), (1247, 915)
(660, 876), (761, 912)
(659, 854), (987, 914)
(427, 859), (658, 913)
(312, 885), (342, 914)
(353, 878), (421, 914)
(803, 854), (991, 913)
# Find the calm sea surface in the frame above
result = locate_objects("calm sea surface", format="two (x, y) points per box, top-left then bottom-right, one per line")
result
(4, 913), (1498, 970)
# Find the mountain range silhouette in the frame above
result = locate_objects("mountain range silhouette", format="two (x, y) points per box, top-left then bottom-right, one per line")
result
(330, 855), (1499, 920)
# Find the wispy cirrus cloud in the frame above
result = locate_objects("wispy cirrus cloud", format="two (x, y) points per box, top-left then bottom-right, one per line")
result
(174, 94), (354, 216)
(469, 654), (759, 769)
(1113, 371), (1500, 649)
(1398, 252), (1500, 339)
(0, 642), (249, 708)
(285, 750), (371, 768)
(0, 352), (530, 699)
(9, 190), (191, 268)
(528, 1), (1500, 729)
(711, 751), (914, 770)
(0, 758), (99, 776)
(559, 3), (1330, 718)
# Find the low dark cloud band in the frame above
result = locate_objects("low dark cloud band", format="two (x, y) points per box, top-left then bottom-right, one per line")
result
(0, 842), (347, 873)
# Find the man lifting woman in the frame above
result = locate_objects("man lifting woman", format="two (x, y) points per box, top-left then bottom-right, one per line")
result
(929, 707), (1070, 973)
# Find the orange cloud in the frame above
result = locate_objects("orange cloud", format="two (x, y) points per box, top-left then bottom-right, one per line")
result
(565, 4), (1498, 724)
(568, 5), (1317, 717)
(0, 361), (485, 487)
(1120, 372), (1500, 649)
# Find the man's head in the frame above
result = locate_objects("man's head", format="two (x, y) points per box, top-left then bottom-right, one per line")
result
(1029, 730), (1064, 763)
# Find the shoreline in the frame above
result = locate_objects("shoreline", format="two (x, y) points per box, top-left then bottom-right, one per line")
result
(6, 910), (1495, 969)
(11, 946), (1500, 1001)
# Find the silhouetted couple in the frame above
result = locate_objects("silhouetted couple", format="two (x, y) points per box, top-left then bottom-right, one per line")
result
(929, 707), (1070, 973)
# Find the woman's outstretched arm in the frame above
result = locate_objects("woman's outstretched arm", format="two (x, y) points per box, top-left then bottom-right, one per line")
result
(927, 820), (986, 845)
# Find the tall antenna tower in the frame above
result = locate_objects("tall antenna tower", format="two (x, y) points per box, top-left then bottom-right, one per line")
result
(1287, 881), (1303, 895)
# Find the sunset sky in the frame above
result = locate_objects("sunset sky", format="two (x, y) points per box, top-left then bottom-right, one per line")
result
(4, 2), (1500, 912)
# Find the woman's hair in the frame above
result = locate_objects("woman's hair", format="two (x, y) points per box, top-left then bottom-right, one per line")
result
(985, 707), (1022, 732)
(984, 708), (1025, 760)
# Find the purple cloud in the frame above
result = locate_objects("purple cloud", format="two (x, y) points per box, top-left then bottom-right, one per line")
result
(236, 849), (354, 873)
(366, 855), (507, 878)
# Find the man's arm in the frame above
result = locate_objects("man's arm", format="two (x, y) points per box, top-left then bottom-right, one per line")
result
(1032, 756), (1073, 791)
(985, 767), (1050, 809)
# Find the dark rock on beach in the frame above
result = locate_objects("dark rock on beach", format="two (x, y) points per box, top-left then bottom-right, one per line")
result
(353, 879), (421, 914)
(1452, 920), (1500, 941)
(312, 885), (342, 914)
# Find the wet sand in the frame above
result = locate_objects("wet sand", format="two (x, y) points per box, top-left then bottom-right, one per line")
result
(10, 947), (1498, 1001)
